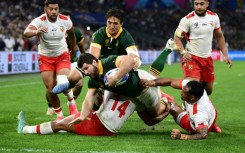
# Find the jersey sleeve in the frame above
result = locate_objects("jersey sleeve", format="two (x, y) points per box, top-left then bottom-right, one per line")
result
(88, 78), (100, 89)
(74, 27), (83, 43)
(66, 17), (73, 30)
(122, 31), (136, 48)
(214, 14), (221, 30)
(29, 17), (42, 29)
(178, 16), (189, 33)
(101, 55), (118, 70)
(193, 111), (209, 130)
(91, 28), (104, 46)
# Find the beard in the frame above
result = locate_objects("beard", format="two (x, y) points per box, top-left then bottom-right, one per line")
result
(48, 14), (57, 22)
(195, 10), (207, 16)
(90, 65), (99, 80)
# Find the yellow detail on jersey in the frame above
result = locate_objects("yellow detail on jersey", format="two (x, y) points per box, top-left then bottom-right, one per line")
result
(98, 60), (103, 75)
(149, 66), (160, 76)
(78, 38), (84, 44)
(106, 27), (123, 39)
(91, 43), (101, 49)
(175, 28), (184, 38)
(115, 57), (119, 68)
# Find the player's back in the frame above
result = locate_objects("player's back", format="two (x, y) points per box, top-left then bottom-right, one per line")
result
(96, 91), (136, 133)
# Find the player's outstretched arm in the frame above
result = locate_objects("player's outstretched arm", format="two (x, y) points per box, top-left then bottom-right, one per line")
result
(140, 78), (182, 90)
(171, 128), (208, 140)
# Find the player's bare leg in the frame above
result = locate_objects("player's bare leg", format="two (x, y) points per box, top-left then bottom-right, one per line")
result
(41, 71), (64, 121)
(17, 111), (76, 134)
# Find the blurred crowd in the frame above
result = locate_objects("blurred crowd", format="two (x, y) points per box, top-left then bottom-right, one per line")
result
(0, 0), (244, 51)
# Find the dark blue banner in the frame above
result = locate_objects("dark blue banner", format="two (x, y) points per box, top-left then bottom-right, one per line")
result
(228, 50), (245, 60)
(73, 12), (106, 25)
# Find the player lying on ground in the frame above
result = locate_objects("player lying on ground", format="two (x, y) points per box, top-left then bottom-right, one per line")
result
(140, 79), (222, 140)
(17, 90), (144, 136)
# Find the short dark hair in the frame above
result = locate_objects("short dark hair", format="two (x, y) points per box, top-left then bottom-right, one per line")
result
(105, 8), (124, 23)
(77, 53), (98, 68)
(45, 0), (59, 7)
(186, 81), (204, 99)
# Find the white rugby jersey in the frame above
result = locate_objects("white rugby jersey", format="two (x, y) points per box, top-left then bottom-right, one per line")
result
(96, 91), (136, 133)
(178, 10), (221, 58)
(181, 79), (216, 130)
(30, 13), (73, 57)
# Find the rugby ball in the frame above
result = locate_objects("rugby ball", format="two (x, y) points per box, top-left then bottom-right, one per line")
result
(104, 68), (129, 86)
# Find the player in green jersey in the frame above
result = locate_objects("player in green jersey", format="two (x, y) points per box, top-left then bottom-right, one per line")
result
(89, 8), (141, 68)
(66, 53), (170, 126)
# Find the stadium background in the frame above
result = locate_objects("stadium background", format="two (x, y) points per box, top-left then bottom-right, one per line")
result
(0, 0), (245, 75)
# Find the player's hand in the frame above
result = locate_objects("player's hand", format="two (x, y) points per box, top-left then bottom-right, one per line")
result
(140, 79), (156, 87)
(171, 129), (181, 140)
(105, 74), (118, 87)
(68, 116), (91, 126)
(37, 26), (48, 34)
(224, 56), (232, 68)
(68, 117), (84, 126)
(182, 52), (192, 63)
(52, 83), (70, 94)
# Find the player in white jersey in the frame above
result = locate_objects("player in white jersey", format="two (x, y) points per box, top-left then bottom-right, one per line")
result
(23, 0), (78, 121)
(17, 90), (139, 136)
(174, 0), (232, 95)
(141, 78), (222, 140)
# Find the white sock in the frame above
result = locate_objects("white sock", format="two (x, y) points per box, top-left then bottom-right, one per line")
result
(22, 122), (53, 134)
(66, 90), (75, 106)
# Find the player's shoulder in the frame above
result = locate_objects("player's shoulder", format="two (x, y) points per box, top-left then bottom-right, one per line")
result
(58, 14), (69, 20)
(206, 10), (218, 16)
(185, 11), (195, 19)
(93, 27), (106, 37)
(36, 14), (47, 21)
(96, 27), (106, 33)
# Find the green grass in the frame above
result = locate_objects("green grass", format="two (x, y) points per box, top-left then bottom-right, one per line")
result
(1, 61), (245, 153)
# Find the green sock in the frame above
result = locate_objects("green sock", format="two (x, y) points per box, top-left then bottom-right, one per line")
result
(149, 48), (172, 76)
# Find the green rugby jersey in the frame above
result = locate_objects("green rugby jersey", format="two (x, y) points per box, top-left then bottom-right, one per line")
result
(88, 55), (143, 97)
(66, 27), (84, 62)
(91, 27), (136, 59)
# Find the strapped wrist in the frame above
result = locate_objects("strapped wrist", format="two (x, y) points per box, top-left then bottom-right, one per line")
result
(180, 50), (187, 56)
(180, 134), (188, 140)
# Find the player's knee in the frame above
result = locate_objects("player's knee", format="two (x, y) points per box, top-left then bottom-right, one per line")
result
(75, 80), (83, 88)
(52, 121), (66, 132)
(206, 89), (212, 95)
(205, 86), (213, 95)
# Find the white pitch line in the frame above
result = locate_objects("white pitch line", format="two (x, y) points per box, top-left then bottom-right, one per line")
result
(0, 82), (42, 88)
(0, 148), (142, 153)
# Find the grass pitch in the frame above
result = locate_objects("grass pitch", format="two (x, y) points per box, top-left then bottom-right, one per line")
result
(0, 61), (245, 153)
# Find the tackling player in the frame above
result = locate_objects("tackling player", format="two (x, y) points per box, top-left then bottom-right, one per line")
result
(141, 79), (222, 140)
